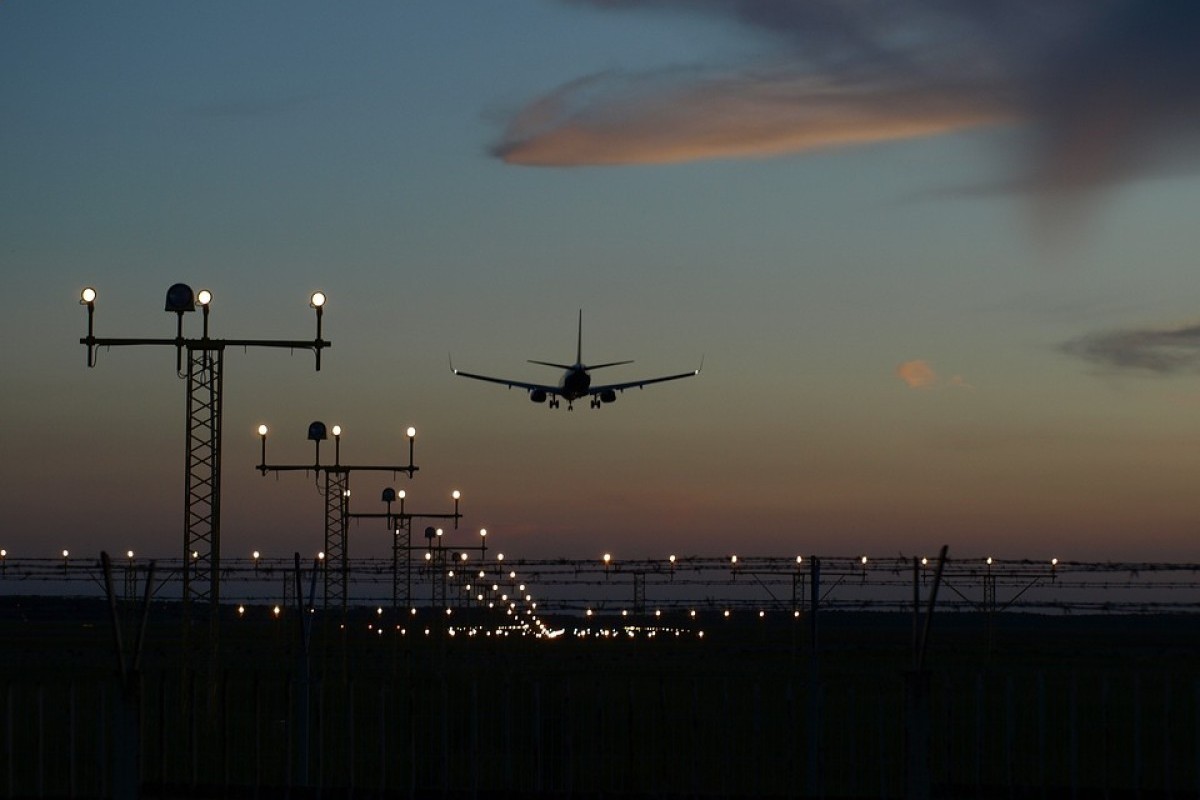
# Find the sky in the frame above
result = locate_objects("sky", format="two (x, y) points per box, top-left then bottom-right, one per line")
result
(4, 0), (1200, 566)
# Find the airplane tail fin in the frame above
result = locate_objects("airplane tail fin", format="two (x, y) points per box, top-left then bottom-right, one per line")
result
(528, 310), (631, 370)
(577, 310), (634, 370)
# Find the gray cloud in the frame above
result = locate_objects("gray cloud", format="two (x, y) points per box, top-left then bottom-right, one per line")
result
(497, 0), (1200, 204)
(1064, 323), (1200, 373)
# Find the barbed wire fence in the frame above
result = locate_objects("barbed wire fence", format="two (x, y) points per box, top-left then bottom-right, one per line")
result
(2, 554), (1198, 617)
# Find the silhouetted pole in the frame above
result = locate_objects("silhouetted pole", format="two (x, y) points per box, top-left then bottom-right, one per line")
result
(292, 553), (319, 789)
(809, 556), (820, 653)
(906, 545), (948, 800)
(806, 556), (821, 798)
(102, 551), (156, 800)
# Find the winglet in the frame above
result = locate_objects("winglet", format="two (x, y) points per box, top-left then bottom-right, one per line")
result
(696, 354), (705, 374)
(448, 353), (458, 374)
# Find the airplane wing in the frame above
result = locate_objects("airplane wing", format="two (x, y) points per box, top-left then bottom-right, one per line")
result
(589, 366), (701, 395)
(451, 366), (560, 396)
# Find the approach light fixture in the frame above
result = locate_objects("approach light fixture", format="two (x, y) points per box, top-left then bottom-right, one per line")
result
(164, 283), (196, 313)
(308, 291), (327, 368)
(256, 424), (269, 465)
(79, 287), (101, 365)
(306, 420), (328, 465)
(196, 289), (213, 336)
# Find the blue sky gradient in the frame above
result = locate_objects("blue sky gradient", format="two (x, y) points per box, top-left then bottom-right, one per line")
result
(5, 1), (1200, 565)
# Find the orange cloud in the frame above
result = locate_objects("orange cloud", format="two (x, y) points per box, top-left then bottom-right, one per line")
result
(493, 71), (1010, 166)
(896, 359), (938, 389)
(498, 0), (1200, 225)
(896, 360), (974, 390)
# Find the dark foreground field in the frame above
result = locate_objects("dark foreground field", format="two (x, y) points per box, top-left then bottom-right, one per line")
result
(1, 596), (1198, 799)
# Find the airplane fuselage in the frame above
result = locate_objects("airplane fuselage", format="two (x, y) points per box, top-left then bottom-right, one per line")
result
(558, 365), (591, 399)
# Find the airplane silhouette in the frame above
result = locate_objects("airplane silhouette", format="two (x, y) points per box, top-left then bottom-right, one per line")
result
(451, 311), (700, 410)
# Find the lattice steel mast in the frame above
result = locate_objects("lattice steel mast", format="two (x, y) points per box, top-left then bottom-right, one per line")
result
(79, 283), (329, 621)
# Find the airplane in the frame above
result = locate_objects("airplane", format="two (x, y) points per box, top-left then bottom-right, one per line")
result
(451, 311), (701, 410)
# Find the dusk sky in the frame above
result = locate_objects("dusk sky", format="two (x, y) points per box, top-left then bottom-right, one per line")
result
(5, 1), (1200, 565)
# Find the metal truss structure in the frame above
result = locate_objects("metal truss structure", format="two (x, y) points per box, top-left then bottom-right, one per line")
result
(77, 284), (328, 636)
(182, 346), (223, 614)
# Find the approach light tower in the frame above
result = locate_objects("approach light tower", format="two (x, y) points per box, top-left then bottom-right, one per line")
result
(256, 421), (417, 612)
(78, 284), (330, 621)
(348, 487), (466, 610)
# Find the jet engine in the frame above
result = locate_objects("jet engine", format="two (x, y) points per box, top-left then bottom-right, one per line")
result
(600, 389), (617, 404)
(530, 389), (547, 404)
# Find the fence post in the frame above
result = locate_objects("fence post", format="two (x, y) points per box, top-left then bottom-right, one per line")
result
(37, 684), (44, 799)
(5, 681), (12, 800)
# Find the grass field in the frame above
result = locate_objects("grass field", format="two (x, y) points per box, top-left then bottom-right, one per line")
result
(1, 596), (1198, 798)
